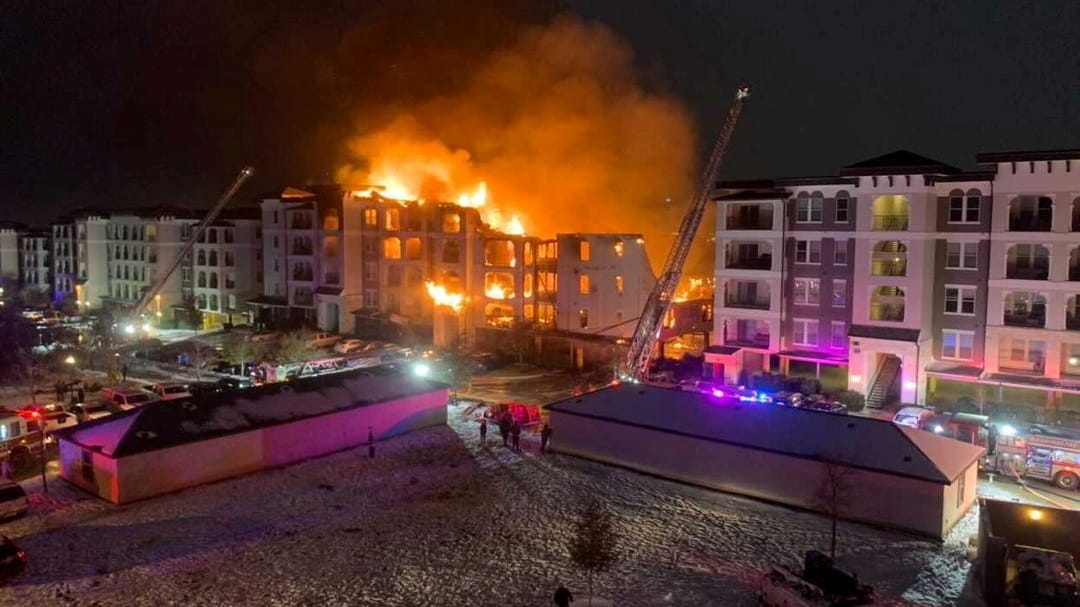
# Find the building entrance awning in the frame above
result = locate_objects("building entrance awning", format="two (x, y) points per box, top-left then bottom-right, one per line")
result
(848, 325), (920, 342)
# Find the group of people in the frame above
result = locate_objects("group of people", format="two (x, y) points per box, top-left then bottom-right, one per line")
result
(477, 416), (554, 454)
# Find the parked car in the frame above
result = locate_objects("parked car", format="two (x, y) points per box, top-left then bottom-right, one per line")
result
(892, 406), (935, 428)
(250, 331), (280, 343)
(142, 382), (193, 401)
(306, 332), (340, 349)
(801, 400), (848, 415)
(217, 376), (254, 391)
(100, 388), (156, 410)
(0, 482), (28, 520)
(70, 401), (114, 423)
(361, 340), (389, 353)
(772, 391), (805, 407)
(0, 535), (27, 583)
(677, 380), (722, 395)
(334, 339), (366, 354)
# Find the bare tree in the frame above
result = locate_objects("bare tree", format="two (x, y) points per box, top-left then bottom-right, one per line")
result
(569, 499), (619, 606)
(812, 456), (856, 561)
(276, 332), (309, 364)
(222, 338), (262, 374)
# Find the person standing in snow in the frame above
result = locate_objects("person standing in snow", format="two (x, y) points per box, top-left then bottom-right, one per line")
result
(540, 424), (552, 453)
(553, 584), (573, 607)
(510, 421), (521, 452)
(121, 364), (129, 382)
(479, 418), (488, 446)
(499, 415), (511, 447)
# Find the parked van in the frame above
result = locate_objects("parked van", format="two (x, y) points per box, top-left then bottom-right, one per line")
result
(892, 406), (936, 429)
(0, 482), (28, 521)
(100, 388), (156, 410)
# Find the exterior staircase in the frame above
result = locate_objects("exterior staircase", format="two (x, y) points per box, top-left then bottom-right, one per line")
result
(866, 356), (901, 409)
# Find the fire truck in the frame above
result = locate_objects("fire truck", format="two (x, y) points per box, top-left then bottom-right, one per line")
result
(990, 430), (1080, 490)
(0, 409), (46, 468)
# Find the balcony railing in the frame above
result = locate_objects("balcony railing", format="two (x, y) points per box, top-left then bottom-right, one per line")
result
(1009, 217), (1052, 232)
(872, 215), (908, 231)
(725, 218), (772, 230)
(1004, 312), (1046, 328)
(1005, 265), (1049, 280)
(725, 255), (772, 270)
(292, 271), (314, 282)
(291, 245), (314, 256)
(724, 296), (770, 310)
(870, 304), (905, 322)
(871, 260), (907, 277)
(729, 335), (770, 348)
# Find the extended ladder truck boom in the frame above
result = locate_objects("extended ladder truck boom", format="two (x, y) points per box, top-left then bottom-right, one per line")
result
(624, 87), (750, 380)
(130, 166), (254, 320)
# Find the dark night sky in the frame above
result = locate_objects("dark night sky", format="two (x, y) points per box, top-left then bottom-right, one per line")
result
(1, 0), (1077, 225)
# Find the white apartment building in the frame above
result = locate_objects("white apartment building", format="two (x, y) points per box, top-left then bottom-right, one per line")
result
(0, 223), (24, 295)
(191, 209), (262, 328)
(980, 150), (1080, 409)
(20, 230), (52, 295)
(551, 233), (654, 338)
(709, 188), (786, 383)
(51, 221), (77, 302)
(101, 208), (198, 316)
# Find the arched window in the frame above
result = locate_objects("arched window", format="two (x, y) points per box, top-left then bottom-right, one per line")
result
(208, 294), (219, 311)
(207, 229), (218, 244)
(208, 272), (218, 288)
(208, 251), (218, 266)
(197, 250), (206, 265)
(405, 237), (422, 260)
(871, 195), (909, 230)
(197, 271), (206, 288)
(871, 241), (907, 277)
(1008, 196), (1053, 231)
(870, 286), (905, 322)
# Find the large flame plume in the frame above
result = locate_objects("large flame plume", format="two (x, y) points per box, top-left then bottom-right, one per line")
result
(425, 282), (464, 313)
(336, 15), (695, 253)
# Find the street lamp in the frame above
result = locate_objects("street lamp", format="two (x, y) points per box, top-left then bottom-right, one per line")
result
(64, 355), (76, 366)
(1028, 508), (1044, 522)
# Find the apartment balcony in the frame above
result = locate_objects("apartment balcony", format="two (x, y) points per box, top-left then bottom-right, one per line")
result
(1067, 313), (1080, 331)
(871, 215), (908, 231)
(724, 204), (774, 230)
(728, 334), (770, 348)
(291, 271), (314, 282)
(1005, 265), (1049, 281)
(870, 303), (905, 322)
(724, 295), (770, 310)
(1004, 312), (1046, 329)
(324, 272), (340, 285)
(290, 244), (314, 256)
(1009, 215), (1052, 232)
(725, 255), (772, 271)
(871, 259), (906, 277)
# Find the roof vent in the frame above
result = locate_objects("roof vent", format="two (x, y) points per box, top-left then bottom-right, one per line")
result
(135, 430), (158, 440)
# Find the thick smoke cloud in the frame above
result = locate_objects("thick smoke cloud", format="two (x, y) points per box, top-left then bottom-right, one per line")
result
(336, 15), (697, 267)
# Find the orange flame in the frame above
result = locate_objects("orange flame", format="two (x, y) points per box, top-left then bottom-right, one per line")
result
(425, 281), (464, 312)
(484, 284), (513, 300)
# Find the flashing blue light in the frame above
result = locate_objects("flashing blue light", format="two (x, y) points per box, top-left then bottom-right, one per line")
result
(757, 393), (771, 403)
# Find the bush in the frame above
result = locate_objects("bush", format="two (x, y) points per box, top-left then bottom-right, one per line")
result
(836, 390), (866, 413)
(749, 372), (784, 392)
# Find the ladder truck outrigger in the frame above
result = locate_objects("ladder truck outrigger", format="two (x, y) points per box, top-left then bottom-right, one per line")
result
(623, 87), (750, 381)
(122, 166), (254, 332)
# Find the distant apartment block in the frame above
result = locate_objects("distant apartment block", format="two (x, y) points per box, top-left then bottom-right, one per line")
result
(708, 149), (1080, 416)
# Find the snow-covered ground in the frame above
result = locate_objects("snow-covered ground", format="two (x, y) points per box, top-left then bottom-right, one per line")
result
(1, 402), (983, 606)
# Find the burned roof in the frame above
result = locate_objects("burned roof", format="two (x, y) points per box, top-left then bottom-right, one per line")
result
(53, 369), (448, 458)
(550, 385), (984, 484)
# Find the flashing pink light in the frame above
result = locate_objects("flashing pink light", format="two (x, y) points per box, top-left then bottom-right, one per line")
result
(712, 388), (725, 398)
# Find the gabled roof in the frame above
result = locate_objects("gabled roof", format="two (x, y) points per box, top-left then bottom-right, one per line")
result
(549, 385), (984, 484)
(840, 150), (959, 176)
(53, 370), (447, 458)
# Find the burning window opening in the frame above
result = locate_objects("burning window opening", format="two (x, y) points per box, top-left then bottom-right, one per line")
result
(484, 240), (517, 267)
(613, 239), (625, 257)
(484, 272), (516, 300)
(484, 303), (515, 328)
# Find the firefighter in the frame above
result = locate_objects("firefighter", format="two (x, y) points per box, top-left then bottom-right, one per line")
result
(479, 418), (488, 446)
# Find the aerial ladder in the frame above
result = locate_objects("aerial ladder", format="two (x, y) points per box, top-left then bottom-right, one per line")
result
(129, 166), (254, 324)
(623, 87), (750, 380)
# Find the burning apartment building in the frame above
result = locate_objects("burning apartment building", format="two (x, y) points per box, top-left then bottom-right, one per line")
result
(250, 183), (657, 352)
